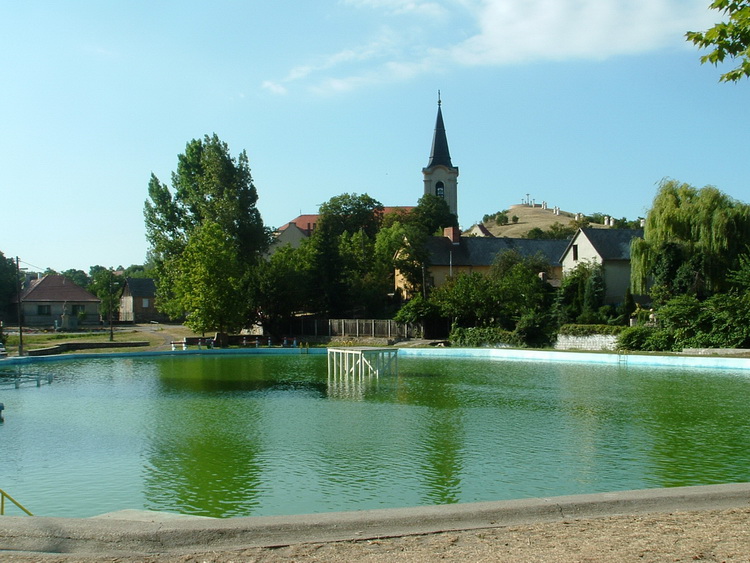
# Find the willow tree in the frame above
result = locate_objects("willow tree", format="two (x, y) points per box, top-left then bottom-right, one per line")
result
(631, 179), (750, 298)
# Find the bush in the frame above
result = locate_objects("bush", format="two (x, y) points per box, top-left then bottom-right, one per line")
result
(616, 326), (675, 352)
(450, 326), (518, 347)
(513, 313), (555, 347)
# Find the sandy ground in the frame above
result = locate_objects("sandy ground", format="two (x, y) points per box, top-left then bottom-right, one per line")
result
(2, 507), (749, 562)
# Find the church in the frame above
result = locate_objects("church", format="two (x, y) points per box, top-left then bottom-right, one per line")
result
(422, 93), (459, 219)
(273, 94), (460, 250)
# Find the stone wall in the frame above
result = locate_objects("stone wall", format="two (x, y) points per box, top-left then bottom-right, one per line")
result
(554, 334), (619, 352)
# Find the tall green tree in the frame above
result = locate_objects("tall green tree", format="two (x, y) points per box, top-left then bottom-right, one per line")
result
(250, 246), (309, 337)
(630, 179), (750, 296)
(302, 193), (383, 316)
(171, 221), (247, 334)
(687, 0), (750, 82)
(144, 134), (268, 329)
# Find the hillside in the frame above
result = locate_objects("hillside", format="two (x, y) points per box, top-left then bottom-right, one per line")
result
(474, 204), (607, 238)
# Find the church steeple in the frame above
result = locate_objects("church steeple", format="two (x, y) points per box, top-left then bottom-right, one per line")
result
(426, 92), (453, 169)
(423, 92), (459, 219)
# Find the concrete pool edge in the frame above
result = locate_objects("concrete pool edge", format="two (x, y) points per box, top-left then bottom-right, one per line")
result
(1, 483), (749, 556)
(3, 344), (750, 370)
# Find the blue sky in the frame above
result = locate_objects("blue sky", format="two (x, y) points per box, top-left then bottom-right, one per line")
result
(1, 0), (747, 272)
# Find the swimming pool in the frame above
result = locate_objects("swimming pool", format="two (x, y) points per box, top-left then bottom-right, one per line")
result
(2, 351), (749, 518)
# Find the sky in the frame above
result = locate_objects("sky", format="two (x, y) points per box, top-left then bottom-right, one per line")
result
(1, 0), (748, 273)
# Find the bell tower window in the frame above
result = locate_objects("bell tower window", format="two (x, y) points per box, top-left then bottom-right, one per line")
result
(436, 182), (445, 198)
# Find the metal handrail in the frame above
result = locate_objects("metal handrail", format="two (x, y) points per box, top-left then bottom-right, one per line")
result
(0, 488), (33, 515)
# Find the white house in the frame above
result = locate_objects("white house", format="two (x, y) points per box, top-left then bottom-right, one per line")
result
(560, 228), (643, 304)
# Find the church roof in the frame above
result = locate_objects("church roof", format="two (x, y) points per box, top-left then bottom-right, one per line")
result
(426, 101), (454, 169)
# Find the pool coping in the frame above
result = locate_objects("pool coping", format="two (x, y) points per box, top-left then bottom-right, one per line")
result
(3, 345), (750, 371)
(1, 483), (749, 556)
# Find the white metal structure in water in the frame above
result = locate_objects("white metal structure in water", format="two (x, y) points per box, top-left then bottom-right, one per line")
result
(327, 347), (398, 379)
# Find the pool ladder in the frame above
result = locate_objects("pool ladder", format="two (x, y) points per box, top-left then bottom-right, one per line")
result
(0, 488), (33, 515)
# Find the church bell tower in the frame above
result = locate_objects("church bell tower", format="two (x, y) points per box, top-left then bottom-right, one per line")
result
(422, 92), (459, 219)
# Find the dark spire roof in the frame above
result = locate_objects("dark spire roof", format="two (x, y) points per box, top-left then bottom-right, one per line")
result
(426, 94), (454, 169)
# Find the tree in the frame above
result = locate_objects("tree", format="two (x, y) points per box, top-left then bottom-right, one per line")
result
(143, 134), (268, 328)
(61, 269), (90, 288)
(317, 193), (383, 239)
(171, 221), (247, 334)
(411, 194), (458, 235)
(249, 246), (309, 338)
(687, 1), (750, 82)
(490, 250), (556, 337)
(525, 222), (576, 240)
(430, 271), (498, 328)
(0, 252), (17, 322)
(88, 267), (125, 322)
(375, 195), (456, 300)
(302, 193), (383, 316)
(374, 220), (429, 298)
(630, 179), (750, 296)
(554, 261), (601, 324)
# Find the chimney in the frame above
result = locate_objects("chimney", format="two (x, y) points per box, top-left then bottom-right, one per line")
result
(444, 226), (461, 244)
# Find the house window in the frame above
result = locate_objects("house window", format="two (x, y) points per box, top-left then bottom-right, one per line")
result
(72, 305), (86, 315)
(572, 244), (578, 261)
(435, 182), (445, 198)
(142, 298), (150, 308)
(37, 305), (51, 316)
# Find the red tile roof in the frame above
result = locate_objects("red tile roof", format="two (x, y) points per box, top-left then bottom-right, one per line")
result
(277, 207), (416, 234)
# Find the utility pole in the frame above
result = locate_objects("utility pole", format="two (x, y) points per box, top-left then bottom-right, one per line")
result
(109, 269), (114, 342)
(16, 257), (23, 356)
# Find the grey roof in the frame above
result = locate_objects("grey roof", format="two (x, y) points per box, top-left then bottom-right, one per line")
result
(572, 228), (644, 261)
(425, 102), (454, 169)
(426, 236), (569, 267)
(124, 277), (157, 298)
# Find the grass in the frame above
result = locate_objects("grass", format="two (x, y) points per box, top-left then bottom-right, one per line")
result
(1, 324), (200, 356)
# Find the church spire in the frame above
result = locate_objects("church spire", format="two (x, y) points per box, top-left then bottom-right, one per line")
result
(426, 91), (453, 169)
(422, 92), (459, 219)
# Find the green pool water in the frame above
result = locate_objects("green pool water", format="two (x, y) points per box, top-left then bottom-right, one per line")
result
(1, 353), (749, 518)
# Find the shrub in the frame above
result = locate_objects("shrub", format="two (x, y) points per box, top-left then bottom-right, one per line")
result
(616, 326), (675, 352)
(450, 326), (518, 347)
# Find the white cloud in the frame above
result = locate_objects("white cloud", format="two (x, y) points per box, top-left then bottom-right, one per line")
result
(262, 81), (288, 95)
(265, 0), (716, 95)
(449, 0), (715, 65)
